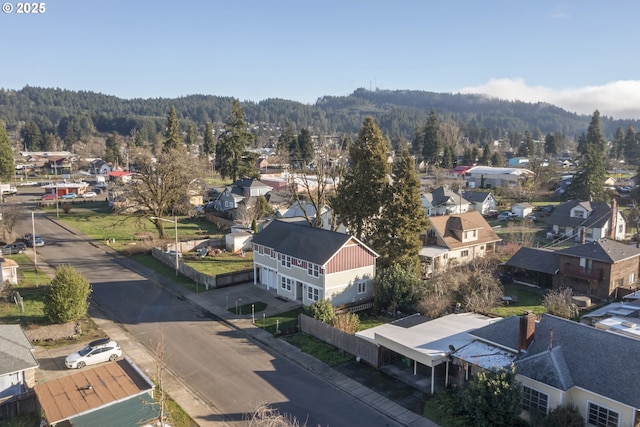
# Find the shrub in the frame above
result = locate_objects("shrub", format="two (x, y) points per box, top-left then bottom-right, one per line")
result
(543, 287), (579, 319)
(306, 299), (336, 324)
(43, 265), (92, 323)
(332, 311), (360, 334)
(542, 404), (584, 427)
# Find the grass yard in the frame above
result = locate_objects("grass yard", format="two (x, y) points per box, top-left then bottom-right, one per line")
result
(491, 283), (547, 317)
(184, 251), (254, 276)
(357, 313), (392, 331)
(130, 254), (199, 292)
(0, 254), (49, 325)
(258, 307), (306, 334)
(41, 204), (223, 251)
(283, 333), (354, 367)
(228, 301), (267, 315)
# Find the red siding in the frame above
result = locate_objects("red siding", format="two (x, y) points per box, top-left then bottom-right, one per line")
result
(325, 241), (375, 274)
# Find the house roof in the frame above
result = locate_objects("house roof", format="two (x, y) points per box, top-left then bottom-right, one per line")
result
(107, 171), (133, 177)
(69, 393), (159, 427)
(232, 178), (271, 189)
(466, 166), (534, 176)
(251, 219), (376, 265)
(556, 239), (640, 263)
(34, 359), (155, 426)
(544, 200), (614, 229)
(471, 314), (640, 409)
(427, 211), (501, 250)
(426, 186), (467, 208)
(0, 257), (18, 267)
(504, 247), (560, 275)
(0, 325), (39, 376)
(462, 191), (491, 203)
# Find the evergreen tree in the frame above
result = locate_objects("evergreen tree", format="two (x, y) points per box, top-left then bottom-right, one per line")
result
(21, 120), (42, 151)
(372, 150), (429, 273)
(441, 144), (454, 169)
(0, 121), (14, 182)
(202, 122), (215, 158)
(611, 127), (624, 160)
(43, 265), (92, 324)
(480, 144), (491, 165)
(564, 111), (608, 202)
(163, 106), (182, 152)
(624, 126), (638, 163)
(490, 151), (504, 167)
(104, 131), (123, 166)
(421, 110), (441, 166)
(297, 127), (314, 165)
(42, 132), (56, 151)
(185, 122), (197, 149)
(333, 117), (390, 242)
(217, 100), (254, 181)
(374, 264), (424, 315)
(544, 133), (559, 155)
(278, 121), (296, 159)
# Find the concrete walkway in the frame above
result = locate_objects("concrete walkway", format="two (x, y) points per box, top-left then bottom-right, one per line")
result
(33, 217), (439, 427)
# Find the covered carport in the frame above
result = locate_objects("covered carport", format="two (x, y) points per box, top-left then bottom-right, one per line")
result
(356, 313), (500, 393)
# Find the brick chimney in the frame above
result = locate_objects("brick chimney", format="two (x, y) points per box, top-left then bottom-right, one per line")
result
(518, 311), (536, 352)
(610, 199), (617, 239)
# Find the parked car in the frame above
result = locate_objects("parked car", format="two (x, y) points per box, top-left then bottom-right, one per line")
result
(41, 193), (57, 201)
(483, 210), (499, 219)
(2, 242), (27, 255)
(82, 191), (97, 198)
(23, 234), (44, 247)
(497, 212), (517, 221)
(64, 338), (122, 369)
(61, 193), (77, 199)
(165, 250), (183, 258)
(525, 214), (537, 222)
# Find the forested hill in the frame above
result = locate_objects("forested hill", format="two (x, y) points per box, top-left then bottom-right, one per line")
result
(1, 86), (638, 143)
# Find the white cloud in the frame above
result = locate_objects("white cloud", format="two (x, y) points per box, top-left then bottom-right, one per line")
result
(459, 78), (640, 120)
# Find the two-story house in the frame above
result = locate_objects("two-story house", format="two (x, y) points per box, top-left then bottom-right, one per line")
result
(231, 178), (272, 197)
(504, 239), (640, 300)
(419, 211), (501, 277)
(462, 191), (497, 215)
(545, 200), (625, 242)
(421, 186), (470, 217)
(251, 219), (377, 307)
(454, 313), (640, 426)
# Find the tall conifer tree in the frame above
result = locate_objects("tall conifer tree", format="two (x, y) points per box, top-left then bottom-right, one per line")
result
(163, 107), (182, 152)
(564, 110), (608, 202)
(373, 149), (429, 274)
(217, 100), (253, 181)
(333, 117), (390, 242)
(0, 121), (14, 182)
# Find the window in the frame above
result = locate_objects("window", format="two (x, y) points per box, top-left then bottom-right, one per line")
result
(280, 276), (292, 291)
(307, 286), (319, 302)
(588, 402), (619, 427)
(357, 282), (367, 294)
(573, 210), (584, 218)
(618, 224), (623, 233)
(281, 255), (291, 268)
(473, 230), (477, 238)
(522, 386), (548, 415)
(630, 273), (636, 285)
(308, 263), (319, 277)
(461, 250), (469, 257)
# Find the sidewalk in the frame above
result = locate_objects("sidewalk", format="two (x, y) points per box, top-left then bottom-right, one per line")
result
(35, 216), (439, 427)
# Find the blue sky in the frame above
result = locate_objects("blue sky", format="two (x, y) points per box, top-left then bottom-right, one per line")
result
(2, 0), (640, 118)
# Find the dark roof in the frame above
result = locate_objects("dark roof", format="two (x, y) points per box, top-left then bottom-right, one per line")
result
(71, 393), (159, 427)
(556, 239), (640, 263)
(430, 186), (465, 207)
(471, 314), (640, 409)
(544, 200), (612, 229)
(251, 220), (375, 265)
(232, 178), (271, 189)
(462, 191), (491, 203)
(0, 325), (39, 375)
(505, 247), (560, 275)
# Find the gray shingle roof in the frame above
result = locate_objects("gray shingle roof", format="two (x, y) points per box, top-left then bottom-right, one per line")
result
(544, 200), (613, 229)
(471, 314), (640, 409)
(505, 247), (560, 275)
(0, 325), (39, 375)
(462, 191), (491, 203)
(251, 220), (374, 265)
(556, 238), (640, 263)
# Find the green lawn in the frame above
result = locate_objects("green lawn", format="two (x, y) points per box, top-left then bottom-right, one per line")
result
(283, 333), (354, 366)
(184, 252), (254, 276)
(0, 254), (49, 324)
(492, 283), (547, 317)
(258, 307), (306, 334)
(130, 254), (200, 292)
(228, 301), (267, 315)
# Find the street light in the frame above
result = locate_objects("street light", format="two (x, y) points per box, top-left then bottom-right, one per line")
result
(150, 216), (179, 276)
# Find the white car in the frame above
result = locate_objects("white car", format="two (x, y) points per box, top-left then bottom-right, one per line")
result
(65, 338), (122, 369)
(82, 191), (97, 198)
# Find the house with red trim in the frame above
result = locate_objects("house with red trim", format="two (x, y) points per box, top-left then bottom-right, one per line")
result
(251, 219), (378, 307)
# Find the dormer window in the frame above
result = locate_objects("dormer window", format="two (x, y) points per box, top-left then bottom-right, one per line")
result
(573, 210), (584, 218)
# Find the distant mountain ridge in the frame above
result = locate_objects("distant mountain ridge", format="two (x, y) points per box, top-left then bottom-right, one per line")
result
(0, 86), (638, 141)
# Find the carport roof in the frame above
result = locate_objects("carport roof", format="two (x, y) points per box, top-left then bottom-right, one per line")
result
(356, 313), (501, 368)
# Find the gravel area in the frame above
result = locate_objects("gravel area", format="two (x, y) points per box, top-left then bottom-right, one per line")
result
(24, 322), (81, 342)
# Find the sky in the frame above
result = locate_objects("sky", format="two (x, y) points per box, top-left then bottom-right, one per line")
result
(2, 0), (640, 119)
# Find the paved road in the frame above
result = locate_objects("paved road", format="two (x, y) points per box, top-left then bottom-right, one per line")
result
(19, 195), (401, 427)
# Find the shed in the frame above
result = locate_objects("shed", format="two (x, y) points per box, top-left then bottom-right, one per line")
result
(225, 231), (253, 253)
(512, 202), (534, 218)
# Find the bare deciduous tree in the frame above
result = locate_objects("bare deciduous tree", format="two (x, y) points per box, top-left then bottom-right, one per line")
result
(0, 202), (22, 242)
